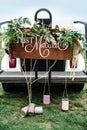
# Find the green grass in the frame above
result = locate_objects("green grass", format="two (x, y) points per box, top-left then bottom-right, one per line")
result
(0, 84), (87, 130)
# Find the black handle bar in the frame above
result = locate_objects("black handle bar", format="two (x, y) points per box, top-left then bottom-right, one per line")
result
(34, 8), (52, 28)
(0, 21), (9, 25)
(74, 21), (87, 43)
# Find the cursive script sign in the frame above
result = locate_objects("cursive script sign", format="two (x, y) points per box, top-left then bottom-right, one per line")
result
(10, 37), (72, 60)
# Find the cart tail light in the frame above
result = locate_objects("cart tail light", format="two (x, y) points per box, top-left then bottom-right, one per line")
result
(9, 58), (16, 68)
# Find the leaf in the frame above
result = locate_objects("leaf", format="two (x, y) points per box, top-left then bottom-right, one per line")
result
(23, 17), (31, 25)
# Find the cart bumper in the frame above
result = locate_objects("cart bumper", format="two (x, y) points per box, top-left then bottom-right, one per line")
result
(0, 71), (87, 83)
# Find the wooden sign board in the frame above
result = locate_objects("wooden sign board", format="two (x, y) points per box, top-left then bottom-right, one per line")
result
(9, 38), (73, 60)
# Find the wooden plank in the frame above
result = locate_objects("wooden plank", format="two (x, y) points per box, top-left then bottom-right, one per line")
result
(9, 38), (73, 60)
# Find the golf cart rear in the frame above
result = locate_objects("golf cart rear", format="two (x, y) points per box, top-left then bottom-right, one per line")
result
(0, 8), (86, 92)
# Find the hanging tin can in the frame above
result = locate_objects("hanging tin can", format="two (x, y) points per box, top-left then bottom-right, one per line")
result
(43, 95), (50, 104)
(62, 98), (69, 111)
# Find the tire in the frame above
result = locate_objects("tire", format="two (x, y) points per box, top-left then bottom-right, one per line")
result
(68, 83), (84, 92)
(2, 83), (27, 92)
(2, 83), (16, 92)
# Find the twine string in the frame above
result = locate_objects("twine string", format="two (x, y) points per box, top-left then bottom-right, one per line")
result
(62, 73), (68, 99)
(21, 59), (37, 104)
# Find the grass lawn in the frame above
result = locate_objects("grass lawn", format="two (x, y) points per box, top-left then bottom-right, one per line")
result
(0, 83), (87, 130)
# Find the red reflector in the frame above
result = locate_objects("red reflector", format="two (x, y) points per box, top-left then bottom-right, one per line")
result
(9, 58), (16, 68)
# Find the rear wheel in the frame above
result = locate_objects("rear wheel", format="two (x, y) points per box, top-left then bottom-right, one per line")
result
(2, 83), (15, 92)
(68, 83), (84, 92)
(2, 83), (27, 92)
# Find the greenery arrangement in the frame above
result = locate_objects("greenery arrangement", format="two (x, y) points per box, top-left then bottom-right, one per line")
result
(3, 17), (31, 47)
(2, 17), (85, 51)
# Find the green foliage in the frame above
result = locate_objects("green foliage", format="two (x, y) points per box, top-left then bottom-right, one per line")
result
(29, 21), (51, 43)
(4, 17), (31, 47)
(51, 28), (84, 47)
(3, 17), (85, 49)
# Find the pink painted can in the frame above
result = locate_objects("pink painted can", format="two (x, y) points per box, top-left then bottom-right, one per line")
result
(43, 95), (50, 104)
(62, 98), (69, 111)
(21, 106), (29, 116)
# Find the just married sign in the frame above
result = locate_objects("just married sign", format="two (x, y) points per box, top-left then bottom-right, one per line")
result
(9, 37), (72, 60)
